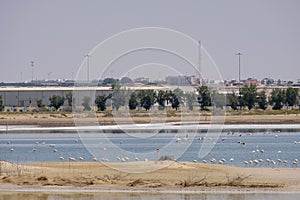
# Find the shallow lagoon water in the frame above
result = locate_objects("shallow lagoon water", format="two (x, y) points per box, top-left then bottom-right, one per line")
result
(0, 124), (299, 168)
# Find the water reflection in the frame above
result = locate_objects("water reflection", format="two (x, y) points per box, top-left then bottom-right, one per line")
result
(1, 192), (300, 200)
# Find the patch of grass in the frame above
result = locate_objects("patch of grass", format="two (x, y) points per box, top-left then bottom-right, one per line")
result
(158, 156), (174, 161)
(102, 173), (128, 181)
(36, 176), (48, 181)
(127, 179), (144, 187)
(225, 173), (250, 186)
(179, 176), (207, 187)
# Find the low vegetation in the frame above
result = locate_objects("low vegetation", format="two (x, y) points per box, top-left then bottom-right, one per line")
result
(1, 84), (299, 113)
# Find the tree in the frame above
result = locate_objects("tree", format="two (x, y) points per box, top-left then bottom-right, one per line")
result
(49, 95), (65, 110)
(120, 77), (133, 85)
(270, 88), (285, 110)
(0, 95), (3, 111)
(227, 92), (239, 110)
(103, 78), (117, 86)
(172, 88), (184, 105)
(95, 95), (111, 111)
(128, 92), (138, 110)
(156, 90), (166, 110)
(65, 92), (74, 107)
(36, 99), (43, 108)
(257, 91), (268, 110)
(240, 84), (257, 110)
(111, 82), (126, 110)
(138, 90), (156, 111)
(140, 96), (152, 111)
(170, 92), (180, 110)
(286, 87), (299, 108)
(197, 85), (211, 110)
(184, 92), (196, 111)
(165, 90), (173, 106)
(82, 96), (92, 111)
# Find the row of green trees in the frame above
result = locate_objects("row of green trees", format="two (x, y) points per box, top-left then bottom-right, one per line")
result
(36, 84), (300, 112)
(224, 85), (299, 110)
(93, 82), (198, 111)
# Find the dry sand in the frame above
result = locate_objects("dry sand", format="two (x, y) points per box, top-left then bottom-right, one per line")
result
(0, 161), (300, 193)
(0, 113), (300, 127)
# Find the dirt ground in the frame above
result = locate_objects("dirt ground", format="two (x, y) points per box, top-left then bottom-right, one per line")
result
(0, 161), (300, 192)
(0, 112), (299, 127)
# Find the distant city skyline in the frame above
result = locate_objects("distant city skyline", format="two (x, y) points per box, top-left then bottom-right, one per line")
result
(0, 0), (299, 82)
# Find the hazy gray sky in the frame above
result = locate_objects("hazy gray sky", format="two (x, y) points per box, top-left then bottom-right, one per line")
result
(0, 0), (299, 82)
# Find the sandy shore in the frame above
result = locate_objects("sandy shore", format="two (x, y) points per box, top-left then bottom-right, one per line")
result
(0, 161), (300, 193)
(0, 113), (300, 127)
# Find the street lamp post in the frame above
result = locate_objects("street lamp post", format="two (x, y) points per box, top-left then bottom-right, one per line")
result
(31, 61), (34, 82)
(236, 53), (242, 84)
(198, 40), (201, 85)
(236, 53), (243, 110)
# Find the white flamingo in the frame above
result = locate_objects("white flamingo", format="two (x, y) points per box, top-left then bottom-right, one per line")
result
(78, 156), (84, 161)
(68, 156), (76, 161)
(92, 157), (98, 161)
(293, 159), (299, 167)
(175, 137), (182, 143)
(210, 158), (216, 164)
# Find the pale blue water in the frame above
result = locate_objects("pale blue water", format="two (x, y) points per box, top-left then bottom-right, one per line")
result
(0, 125), (299, 168)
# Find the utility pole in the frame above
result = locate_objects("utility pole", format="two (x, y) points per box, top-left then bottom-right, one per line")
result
(31, 61), (34, 82)
(236, 53), (243, 84)
(236, 53), (243, 110)
(84, 54), (90, 82)
(198, 40), (201, 85)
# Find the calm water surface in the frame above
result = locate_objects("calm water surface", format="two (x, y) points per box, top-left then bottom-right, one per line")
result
(0, 125), (299, 168)
(1, 191), (300, 200)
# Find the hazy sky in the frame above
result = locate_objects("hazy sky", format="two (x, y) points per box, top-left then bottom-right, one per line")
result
(0, 0), (299, 82)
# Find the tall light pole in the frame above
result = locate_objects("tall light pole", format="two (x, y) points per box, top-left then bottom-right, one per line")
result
(236, 53), (242, 84)
(198, 40), (201, 85)
(84, 54), (90, 82)
(236, 53), (243, 109)
(31, 61), (34, 82)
